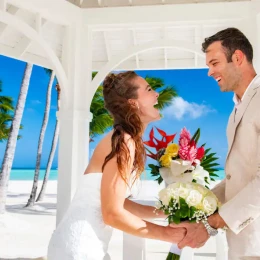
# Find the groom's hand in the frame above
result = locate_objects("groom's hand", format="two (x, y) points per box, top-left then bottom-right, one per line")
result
(170, 222), (209, 249)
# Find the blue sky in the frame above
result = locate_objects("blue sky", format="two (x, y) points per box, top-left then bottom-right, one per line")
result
(0, 55), (234, 169)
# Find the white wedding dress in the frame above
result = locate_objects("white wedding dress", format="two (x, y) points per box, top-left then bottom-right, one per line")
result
(48, 173), (133, 260)
(47, 173), (136, 260)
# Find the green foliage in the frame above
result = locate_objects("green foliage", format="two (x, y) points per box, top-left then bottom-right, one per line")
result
(0, 81), (23, 142)
(148, 164), (162, 184)
(145, 76), (178, 110)
(0, 81), (18, 142)
(200, 147), (220, 182)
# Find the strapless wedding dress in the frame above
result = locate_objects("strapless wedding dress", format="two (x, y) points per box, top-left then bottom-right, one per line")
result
(48, 173), (133, 260)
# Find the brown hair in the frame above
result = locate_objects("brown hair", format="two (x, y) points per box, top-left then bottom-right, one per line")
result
(101, 71), (146, 184)
(202, 27), (253, 63)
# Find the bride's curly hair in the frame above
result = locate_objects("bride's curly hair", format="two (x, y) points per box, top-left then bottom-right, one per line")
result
(101, 71), (146, 184)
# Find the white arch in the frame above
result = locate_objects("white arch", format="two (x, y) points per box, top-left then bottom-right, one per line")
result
(0, 10), (68, 103)
(89, 39), (204, 99)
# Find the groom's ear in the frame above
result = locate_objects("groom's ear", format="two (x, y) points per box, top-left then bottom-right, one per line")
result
(233, 50), (244, 66)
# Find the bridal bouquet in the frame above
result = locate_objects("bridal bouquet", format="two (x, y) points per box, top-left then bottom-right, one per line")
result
(144, 127), (219, 187)
(144, 127), (219, 259)
(156, 182), (220, 260)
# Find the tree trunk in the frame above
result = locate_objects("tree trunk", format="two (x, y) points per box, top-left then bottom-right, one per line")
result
(26, 70), (55, 207)
(36, 83), (60, 202)
(36, 120), (59, 201)
(0, 63), (33, 214)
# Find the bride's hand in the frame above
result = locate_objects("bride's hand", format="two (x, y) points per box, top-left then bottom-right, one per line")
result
(164, 225), (187, 243)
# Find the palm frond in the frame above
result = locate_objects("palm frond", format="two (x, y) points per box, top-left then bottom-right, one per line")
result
(156, 86), (178, 110)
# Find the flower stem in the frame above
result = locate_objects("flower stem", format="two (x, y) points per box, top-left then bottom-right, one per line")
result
(166, 252), (180, 260)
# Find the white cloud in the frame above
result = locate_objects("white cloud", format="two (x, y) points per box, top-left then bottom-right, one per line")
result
(163, 97), (215, 120)
(31, 100), (41, 105)
(27, 108), (35, 113)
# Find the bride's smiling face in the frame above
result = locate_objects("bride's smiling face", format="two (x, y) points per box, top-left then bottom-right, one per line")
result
(131, 76), (160, 124)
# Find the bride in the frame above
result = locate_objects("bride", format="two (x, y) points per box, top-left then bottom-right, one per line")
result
(47, 71), (186, 260)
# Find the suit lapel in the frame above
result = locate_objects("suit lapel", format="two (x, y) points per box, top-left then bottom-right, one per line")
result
(227, 85), (258, 157)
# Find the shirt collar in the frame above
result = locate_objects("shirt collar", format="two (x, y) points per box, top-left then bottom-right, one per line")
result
(233, 74), (259, 106)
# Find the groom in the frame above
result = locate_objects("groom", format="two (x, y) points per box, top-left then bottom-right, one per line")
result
(174, 28), (260, 259)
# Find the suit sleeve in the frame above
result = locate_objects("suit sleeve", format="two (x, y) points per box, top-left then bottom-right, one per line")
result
(218, 173), (260, 234)
(218, 112), (260, 235)
(211, 179), (226, 204)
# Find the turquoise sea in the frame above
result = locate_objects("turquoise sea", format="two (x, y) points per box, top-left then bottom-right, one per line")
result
(10, 168), (225, 181)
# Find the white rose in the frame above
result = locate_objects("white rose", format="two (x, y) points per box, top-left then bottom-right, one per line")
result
(168, 187), (181, 200)
(167, 182), (180, 190)
(194, 184), (208, 197)
(202, 196), (218, 215)
(186, 190), (203, 207)
(158, 189), (171, 206)
(177, 186), (189, 199)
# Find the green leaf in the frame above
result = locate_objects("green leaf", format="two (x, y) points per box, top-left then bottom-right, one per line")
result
(191, 128), (200, 144)
(201, 157), (219, 165)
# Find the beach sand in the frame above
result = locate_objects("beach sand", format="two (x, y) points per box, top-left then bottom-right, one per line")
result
(0, 180), (224, 260)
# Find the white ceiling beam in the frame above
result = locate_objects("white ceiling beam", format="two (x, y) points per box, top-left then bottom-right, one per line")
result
(0, 0), (7, 11)
(0, 43), (53, 69)
(103, 31), (111, 60)
(35, 13), (42, 34)
(162, 27), (167, 68)
(194, 25), (202, 67)
(7, 0), (80, 25)
(92, 58), (207, 71)
(13, 17), (46, 58)
(0, 5), (19, 38)
(132, 29), (140, 69)
(84, 2), (249, 26)
(128, 0), (133, 6)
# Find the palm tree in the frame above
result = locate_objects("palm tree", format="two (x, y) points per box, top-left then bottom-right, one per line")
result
(26, 69), (55, 207)
(36, 83), (60, 202)
(145, 76), (178, 110)
(0, 81), (15, 142)
(89, 74), (178, 142)
(0, 81), (13, 114)
(0, 113), (13, 142)
(0, 63), (33, 214)
(89, 84), (113, 142)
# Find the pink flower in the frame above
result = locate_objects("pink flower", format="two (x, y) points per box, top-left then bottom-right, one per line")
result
(179, 144), (197, 162)
(179, 128), (191, 148)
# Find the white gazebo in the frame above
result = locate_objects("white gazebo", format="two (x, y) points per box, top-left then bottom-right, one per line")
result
(1, 0), (260, 258)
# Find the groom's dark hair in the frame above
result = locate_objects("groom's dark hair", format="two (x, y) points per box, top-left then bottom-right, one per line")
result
(202, 27), (253, 64)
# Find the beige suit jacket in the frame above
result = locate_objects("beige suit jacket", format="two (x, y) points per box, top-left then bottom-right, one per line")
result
(212, 75), (260, 259)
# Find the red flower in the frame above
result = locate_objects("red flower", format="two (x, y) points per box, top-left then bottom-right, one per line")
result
(144, 127), (176, 152)
(196, 146), (205, 160)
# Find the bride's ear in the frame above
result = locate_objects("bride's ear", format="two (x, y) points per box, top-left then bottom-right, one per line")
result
(128, 99), (139, 109)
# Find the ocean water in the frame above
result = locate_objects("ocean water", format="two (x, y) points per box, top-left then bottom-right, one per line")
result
(10, 168), (225, 181)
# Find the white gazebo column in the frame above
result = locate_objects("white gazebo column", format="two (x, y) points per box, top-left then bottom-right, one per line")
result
(56, 20), (93, 225)
(242, 1), (260, 73)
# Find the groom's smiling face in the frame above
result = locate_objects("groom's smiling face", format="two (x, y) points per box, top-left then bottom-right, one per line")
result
(205, 41), (241, 92)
